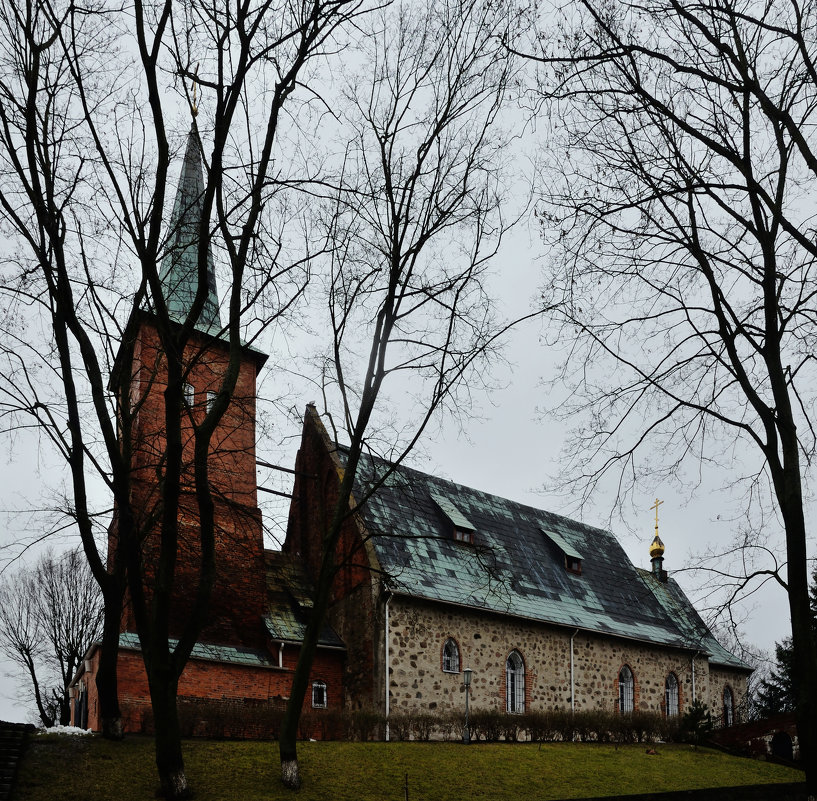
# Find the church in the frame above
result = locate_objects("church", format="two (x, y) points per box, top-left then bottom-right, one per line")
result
(69, 125), (750, 737)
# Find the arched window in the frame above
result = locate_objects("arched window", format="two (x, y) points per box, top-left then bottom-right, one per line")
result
(506, 650), (525, 713)
(723, 686), (734, 726)
(442, 638), (460, 673)
(618, 665), (634, 713)
(312, 680), (327, 709)
(665, 673), (679, 717)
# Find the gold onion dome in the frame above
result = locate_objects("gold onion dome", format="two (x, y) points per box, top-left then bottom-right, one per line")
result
(649, 534), (665, 559)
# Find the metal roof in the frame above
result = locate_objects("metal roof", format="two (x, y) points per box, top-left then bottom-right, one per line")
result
(157, 121), (222, 337)
(114, 552), (345, 660)
(118, 631), (274, 667)
(343, 448), (749, 671)
(431, 492), (476, 531)
(541, 527), (584, 561)
(264, 551), (345, 649)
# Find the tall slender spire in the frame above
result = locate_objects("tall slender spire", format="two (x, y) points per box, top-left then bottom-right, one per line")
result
(158, 122), (222, 335)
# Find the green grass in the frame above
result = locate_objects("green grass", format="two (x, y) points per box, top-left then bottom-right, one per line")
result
(14, 735), (803, 801)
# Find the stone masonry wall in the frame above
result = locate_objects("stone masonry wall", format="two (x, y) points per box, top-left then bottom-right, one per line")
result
(387, 597), (748, 719)
(708, 665), (749, 725)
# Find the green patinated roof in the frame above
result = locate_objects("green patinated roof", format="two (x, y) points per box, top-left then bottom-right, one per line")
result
(264, 551), (345, 648)
(431, 492), (476, 531)
(634, 568), (744, 669)
(157, 122), (222, 337)
(541, 527), (584, 561)
(115, 552), (344, 659)
(118, 631), (274, 667)
(343, 449), (750, 672)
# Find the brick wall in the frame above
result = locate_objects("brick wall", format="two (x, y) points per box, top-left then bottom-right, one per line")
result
(284, 406), (379, 709)
(113, 319), (268, 649)
(75, 643), (345, 739)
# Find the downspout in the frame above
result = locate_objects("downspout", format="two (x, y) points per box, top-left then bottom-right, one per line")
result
(278, 641), (284, 669)
(570, 629), (579, 714)
(691, 650), (700, 702)
(384, 591), (393, 742)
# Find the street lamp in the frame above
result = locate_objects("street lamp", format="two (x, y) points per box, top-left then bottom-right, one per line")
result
(462, 667), (473, 745)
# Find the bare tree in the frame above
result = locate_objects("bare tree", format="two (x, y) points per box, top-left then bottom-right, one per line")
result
(278, 0), (527, 788)
(0, 548), (103, 727)
(517, 0), (817, 790)
(0, 0), (369, 796)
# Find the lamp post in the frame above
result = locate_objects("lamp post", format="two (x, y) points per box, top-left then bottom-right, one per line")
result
(462, 667), (473, 745)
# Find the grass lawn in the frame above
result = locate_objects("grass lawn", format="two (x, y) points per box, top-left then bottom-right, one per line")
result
(14, 735), (803, 801)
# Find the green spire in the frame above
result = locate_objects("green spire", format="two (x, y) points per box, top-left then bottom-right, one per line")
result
(158, 122), (222, 335)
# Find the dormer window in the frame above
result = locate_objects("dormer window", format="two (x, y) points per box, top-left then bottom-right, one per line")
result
(540, 528), (584, 575)
(431, 492), (476, 545)
(453, 527), (473, 544)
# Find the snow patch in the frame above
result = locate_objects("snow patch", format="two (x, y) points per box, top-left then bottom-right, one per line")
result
(40, 724), (93, 735)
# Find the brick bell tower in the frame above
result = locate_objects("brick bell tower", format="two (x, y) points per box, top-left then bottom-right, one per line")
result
(112, 122), (269, 649)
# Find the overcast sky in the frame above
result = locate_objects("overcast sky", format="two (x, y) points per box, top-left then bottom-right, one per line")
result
(3, 212), (801, 724)
(1, 13), (813, 724)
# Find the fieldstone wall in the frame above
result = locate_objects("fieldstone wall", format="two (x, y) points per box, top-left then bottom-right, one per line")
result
(386, 597), (748, 719)
(708, 665), (749, 724)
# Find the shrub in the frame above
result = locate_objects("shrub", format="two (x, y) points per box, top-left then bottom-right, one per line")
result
(345, 707), (384, 741)
(412, 713), (436, 741)
(388, 712), (413, 741)
(524, 710), (563, 743)
(469, 708), (504, 742)
(680, 699), (713, 747)
(438, 711), (462, 741)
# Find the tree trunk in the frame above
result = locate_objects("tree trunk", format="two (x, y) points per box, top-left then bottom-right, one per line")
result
(780, 496), (817, 795)
(280, 754), (301, 791)
(150, 669), (189, 800)
(96, 595), (124, 739)
(59, 692), (71, 726)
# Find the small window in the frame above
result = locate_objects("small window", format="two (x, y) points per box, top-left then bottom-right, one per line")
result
(453, 527), (473, 544)
(442, 638), (460, 673)
(506, 650), (525, 713)
(540, 528), (583, 575)
(723, 686), (733, 726)
(206, 390), (218, 411)
(665, 673), (679, 717)
(618, 665), (634, 713)
(183, 382), (195, 407)
(312, 680), (327, 709)
(431, 493), (476, 544)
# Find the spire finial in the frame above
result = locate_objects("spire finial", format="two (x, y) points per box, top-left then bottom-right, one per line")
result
(650, 497), (663, 536)
(649, 498), (665, 560)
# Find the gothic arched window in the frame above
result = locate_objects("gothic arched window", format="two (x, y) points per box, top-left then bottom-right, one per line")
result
(618, 665), (634, 713)
(723, 686), (734, 726)
(665, 673), (679, 717)
(506, 650), (525, 713)
(442, 638), (460, 673)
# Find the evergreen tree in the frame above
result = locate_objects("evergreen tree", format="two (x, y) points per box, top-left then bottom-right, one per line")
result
(756, 569), (817, 718)
(756, 639), (796, 717)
